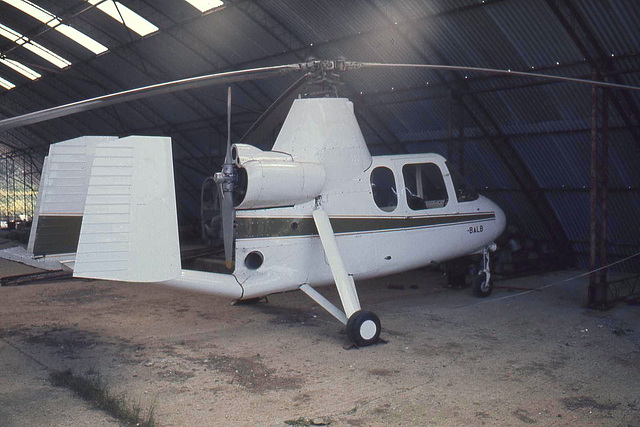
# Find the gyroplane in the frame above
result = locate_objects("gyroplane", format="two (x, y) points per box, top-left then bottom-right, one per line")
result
(1, 59), (636, 346)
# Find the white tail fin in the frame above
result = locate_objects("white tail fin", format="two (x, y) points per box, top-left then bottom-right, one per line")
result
(72, 135), (181, 282)
(28, 136), (114, 257)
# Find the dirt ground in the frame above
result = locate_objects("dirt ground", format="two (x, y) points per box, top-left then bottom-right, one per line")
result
(1, 256), (639, 426)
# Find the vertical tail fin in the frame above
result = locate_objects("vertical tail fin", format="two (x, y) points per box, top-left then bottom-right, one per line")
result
(28, 136), (113, 257)
(72, 135), (181, 282)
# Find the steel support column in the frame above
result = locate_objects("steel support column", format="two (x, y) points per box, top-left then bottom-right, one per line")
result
(588, 69), (609, 308)
(447, 89), (453, 162)
(458, 105), (466, 176)
(589, 69), (599, 299)
(599, 84), (609, 289)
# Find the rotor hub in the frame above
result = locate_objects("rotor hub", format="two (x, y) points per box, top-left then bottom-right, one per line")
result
(214, 163), (237, 193)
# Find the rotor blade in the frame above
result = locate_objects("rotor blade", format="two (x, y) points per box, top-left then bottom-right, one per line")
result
(355, 62), (640, 92)
(238, 72), (313, 145)
(0, 63), (306, 132)
(221, 189), (235, 270)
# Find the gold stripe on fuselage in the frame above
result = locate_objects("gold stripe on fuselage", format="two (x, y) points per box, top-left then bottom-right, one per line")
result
(235, 213), (496, 239)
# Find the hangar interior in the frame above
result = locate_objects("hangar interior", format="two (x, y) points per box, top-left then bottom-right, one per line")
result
(0, 2), (638, 280)
(2, 0), (639, 298)
(0, 1), (639, 425)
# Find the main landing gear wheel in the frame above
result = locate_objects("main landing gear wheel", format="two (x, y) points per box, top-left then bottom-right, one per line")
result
(346, 310), (381, 347)
(472, 271), (493, 297)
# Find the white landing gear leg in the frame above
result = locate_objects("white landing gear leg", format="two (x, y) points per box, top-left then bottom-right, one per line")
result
(473, 243), (497, 297)
(303, 201), (381, 346)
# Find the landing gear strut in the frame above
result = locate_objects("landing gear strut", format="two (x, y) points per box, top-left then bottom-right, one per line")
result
(300, 283), (382, 347)
(473, 243), (497, 297)
(297, 201), (381, 347)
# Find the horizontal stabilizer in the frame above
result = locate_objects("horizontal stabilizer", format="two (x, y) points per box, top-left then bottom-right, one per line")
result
(73, 136), (181, 282)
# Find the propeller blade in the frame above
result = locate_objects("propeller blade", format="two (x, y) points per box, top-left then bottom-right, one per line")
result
(355, 62), (640, 92)
(221, 86), (235, 269)
(0, 63), (306, 132)
(221, 187), (235, 270)
(225, 87), (232, 163)
(238, 72), (313, 145)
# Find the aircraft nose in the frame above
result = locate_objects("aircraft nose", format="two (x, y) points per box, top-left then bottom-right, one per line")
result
(492, 200), (507, 236)
(479, 194), (506, 238)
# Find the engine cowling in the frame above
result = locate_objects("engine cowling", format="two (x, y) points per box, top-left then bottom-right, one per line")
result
(232, 144), (325, 209)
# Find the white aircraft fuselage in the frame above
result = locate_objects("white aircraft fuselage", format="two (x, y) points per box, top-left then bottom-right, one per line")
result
(201, 97), (506, 299)
(233, 154), (505, 299)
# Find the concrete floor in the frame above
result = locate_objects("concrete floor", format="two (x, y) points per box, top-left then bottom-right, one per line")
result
(1, 256), (639, 426)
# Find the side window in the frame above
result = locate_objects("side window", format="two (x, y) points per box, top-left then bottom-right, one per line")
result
(403, 163), (449, 210)
(370, 167), (397, 212)
(446, 162), (479, 202)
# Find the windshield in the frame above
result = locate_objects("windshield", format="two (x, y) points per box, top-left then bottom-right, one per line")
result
(446, 162), (479, 203)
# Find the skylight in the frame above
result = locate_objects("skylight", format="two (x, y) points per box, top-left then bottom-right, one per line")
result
(52, 23), (108, 54)
(22, 41), (71, 68)
(0, 23), (23, 43)
(0, 23), (71, 68)
(0, 75), (15, 90)
(2, 0), (49, 22)
(184, 0), (224, 13)
(0, 57), (41, 79)
(87, 0), (159, 37)
(2, 0), (108, 54)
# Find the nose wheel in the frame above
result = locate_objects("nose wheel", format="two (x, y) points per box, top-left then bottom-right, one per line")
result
(473, 243), (497, 297)
(472, 271), (492, 297)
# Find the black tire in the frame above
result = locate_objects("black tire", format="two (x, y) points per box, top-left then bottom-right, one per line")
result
(346, 310), (381, 347)
(472, 271), (493, 297)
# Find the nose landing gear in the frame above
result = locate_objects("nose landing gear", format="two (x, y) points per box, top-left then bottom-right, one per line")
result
(473, 243), (497, 298)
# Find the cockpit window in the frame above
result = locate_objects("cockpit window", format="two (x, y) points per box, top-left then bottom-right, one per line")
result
(402, 163), (449, 210)
(370, 166), (397, 212)
(446, 162), (479, 202)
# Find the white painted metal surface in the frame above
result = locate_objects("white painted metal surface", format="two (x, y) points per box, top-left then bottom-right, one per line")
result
(360, 320), (377, 340)
(73, 136), (181, 282)
(232, 143), (292, 165)
(234, 142), (506, 299)
(34, 136), (109, 214)
(27, 136), (113, 254)
(299, 284), (348, 324)
(235, 160), (326, 209)
(272, 98), (372, 191)
(312, 205), (361, 318)
(163, 269), (243, 298)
